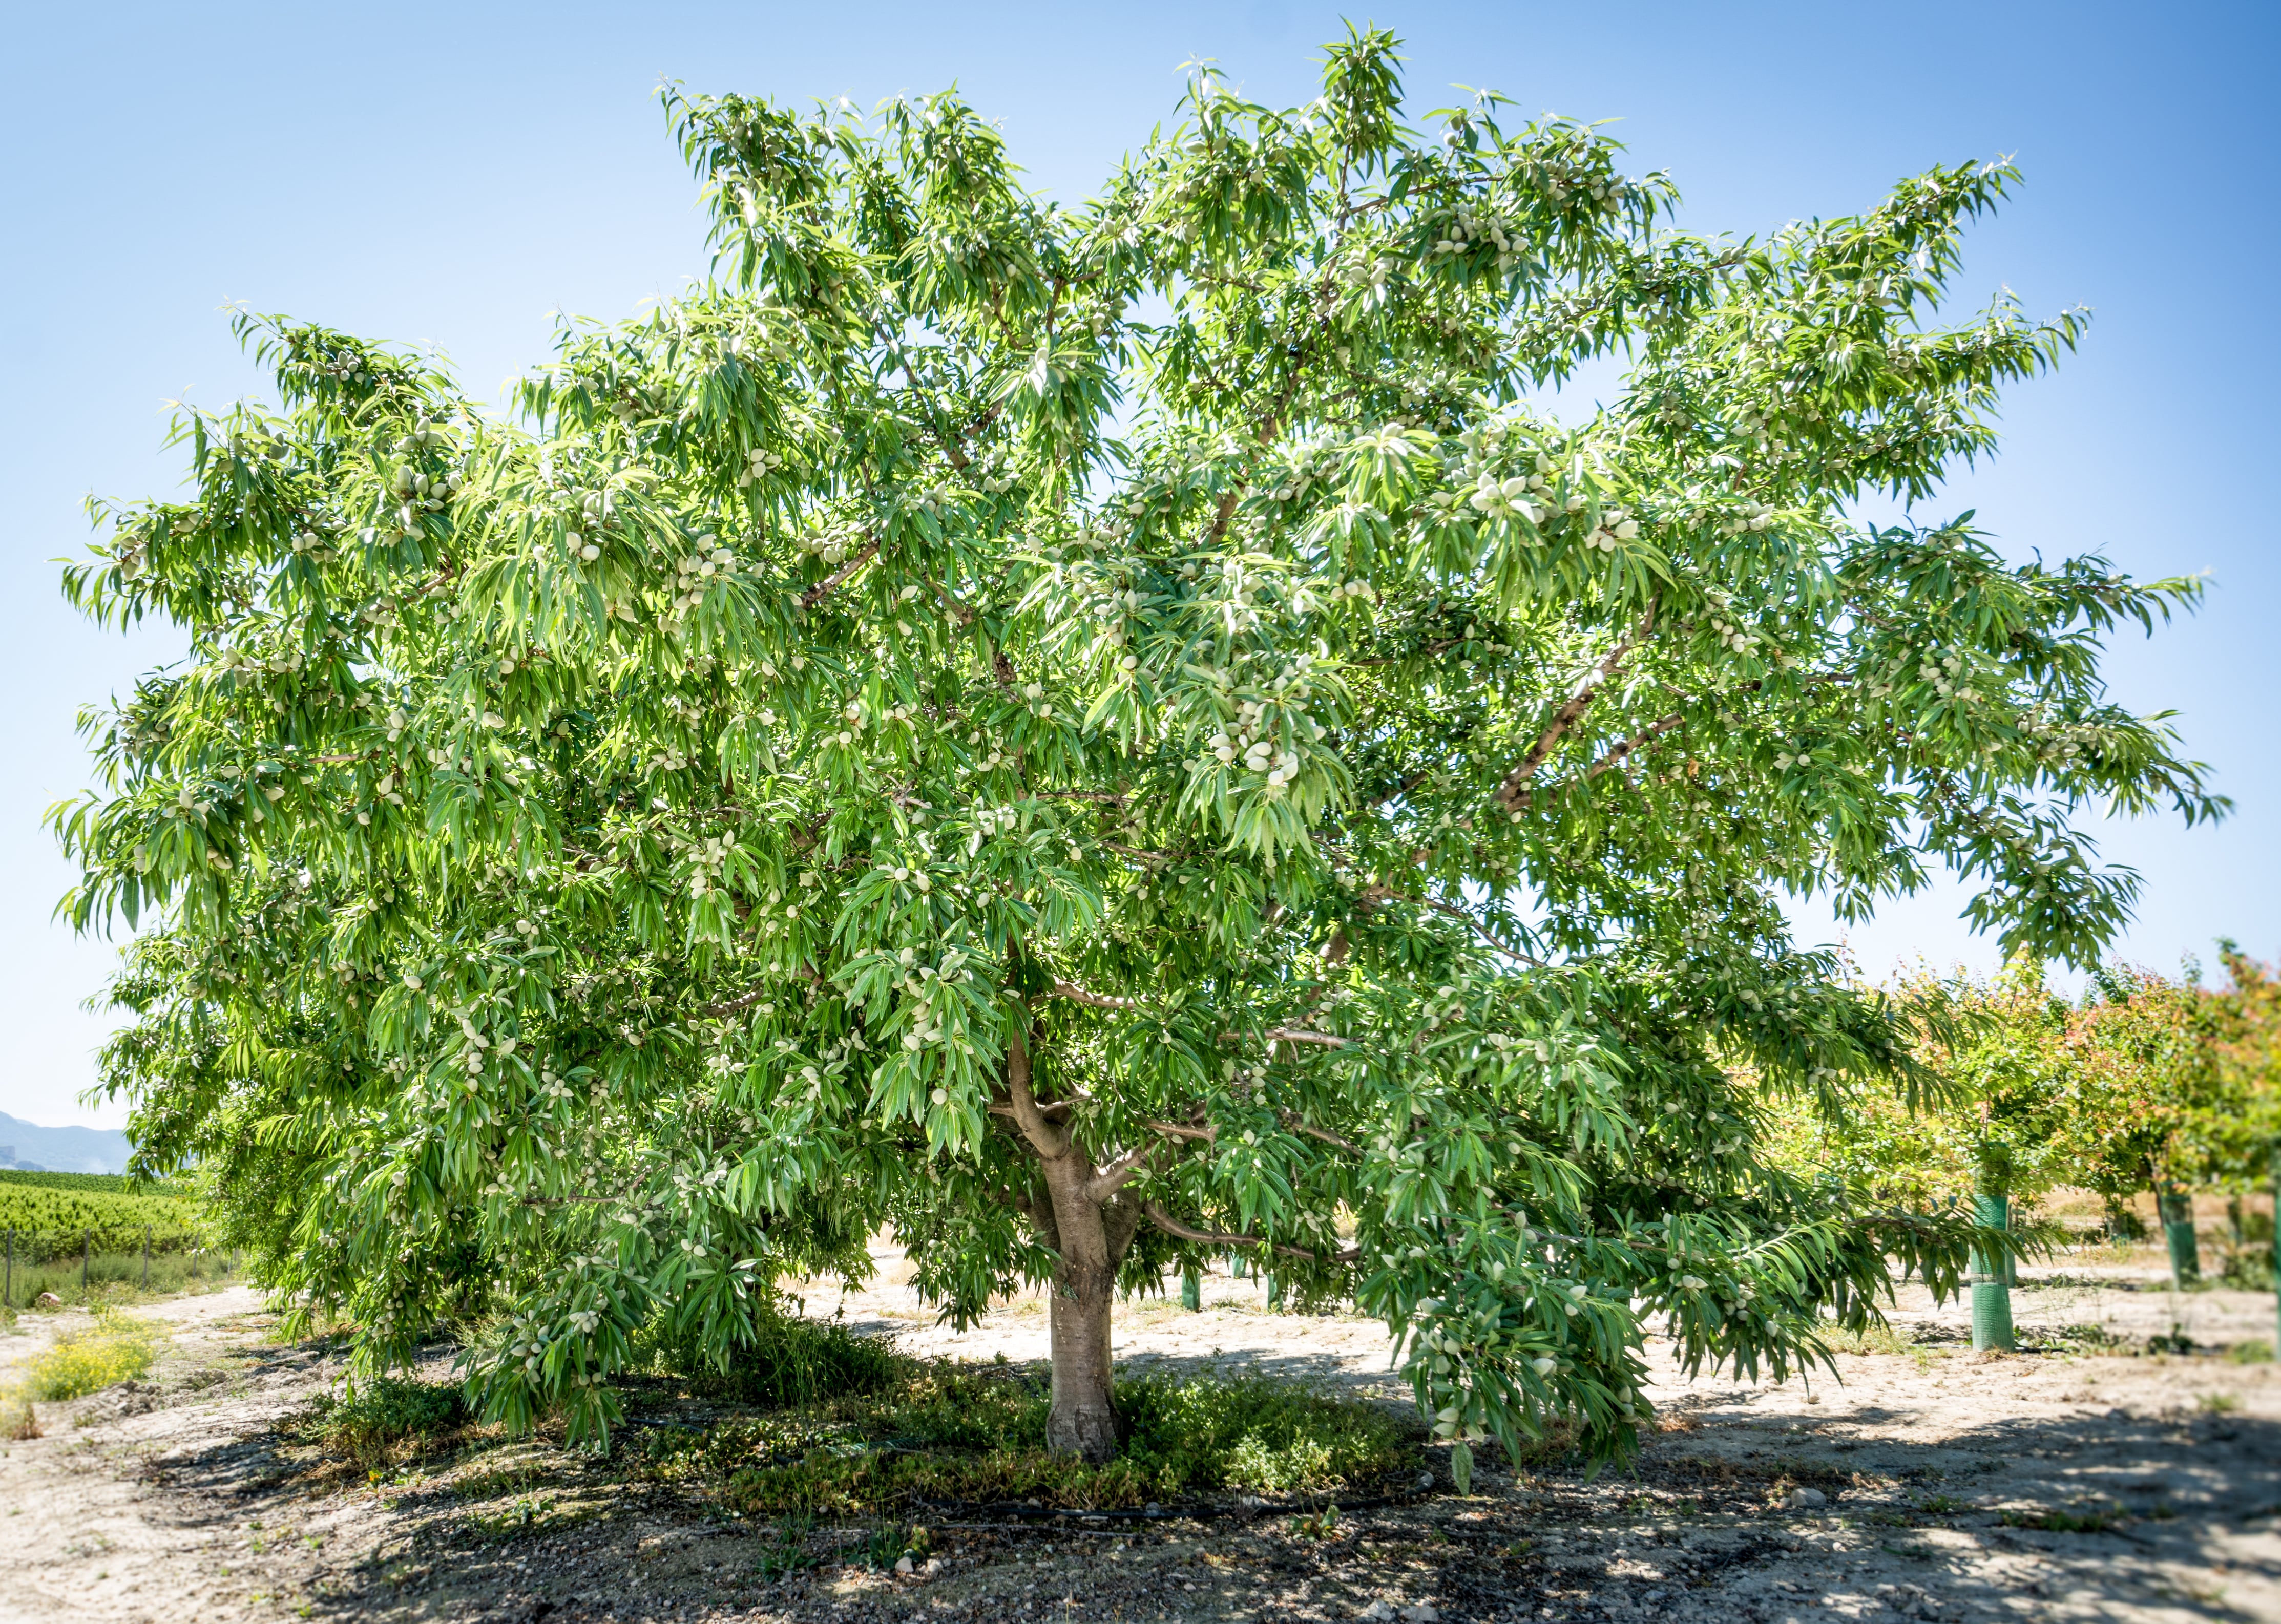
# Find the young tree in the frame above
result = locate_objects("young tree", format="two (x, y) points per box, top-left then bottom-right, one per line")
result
(2060, 965), (2232, 1286)
(59, 30), (2223, 1464)
(2207, 945), (2281, 1340)
(1766, 955), (2077, 1346)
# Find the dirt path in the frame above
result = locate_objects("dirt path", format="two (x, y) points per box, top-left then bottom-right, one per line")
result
(0, 1254), (2274, 1624)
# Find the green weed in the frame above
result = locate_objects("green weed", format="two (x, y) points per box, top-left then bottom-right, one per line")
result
(644, 1306), (907, 1408)
(1821, 1323), (1913, 1357)
(1, 1248), (240, 1314)
(756, 1511), (819, 1580)
(2226, 1339), (2274, 1366)
(294, 1377), (469, 1469)
(637, 1362), (1416, 1514)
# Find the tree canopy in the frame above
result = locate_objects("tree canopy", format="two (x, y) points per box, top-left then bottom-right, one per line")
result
(59, 28), (2223, 1465)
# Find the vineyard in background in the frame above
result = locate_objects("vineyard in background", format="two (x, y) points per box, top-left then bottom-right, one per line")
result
(0, 1170), (207, 1259)
(0, 1170), (232, 1308)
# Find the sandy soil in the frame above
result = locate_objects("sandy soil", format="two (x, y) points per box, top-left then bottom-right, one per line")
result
(0, 1248), (2274, 1624)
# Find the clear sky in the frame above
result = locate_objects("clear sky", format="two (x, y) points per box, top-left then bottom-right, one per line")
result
(4, 1), (2273, 1129)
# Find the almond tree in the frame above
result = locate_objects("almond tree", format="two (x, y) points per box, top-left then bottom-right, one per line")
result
(59, 29), (2222, 1465)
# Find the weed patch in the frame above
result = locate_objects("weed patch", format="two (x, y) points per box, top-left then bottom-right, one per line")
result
(294, 1378), (470, 1470)
(16, 1311), (164, 1400)
(1821, 1322), (1914, 1357)
(633, 1360), (1416, 1514)
(646, 1309), (908, 1408)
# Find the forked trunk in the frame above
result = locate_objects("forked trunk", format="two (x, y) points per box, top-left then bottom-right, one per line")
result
(1003, 1021), (1147, 1462)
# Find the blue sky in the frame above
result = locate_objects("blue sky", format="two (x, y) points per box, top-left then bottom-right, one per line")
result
(4, 1), (2273, 1127)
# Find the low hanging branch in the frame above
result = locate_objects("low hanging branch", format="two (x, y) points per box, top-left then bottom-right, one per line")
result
(1144, 1201), (1362, 1264)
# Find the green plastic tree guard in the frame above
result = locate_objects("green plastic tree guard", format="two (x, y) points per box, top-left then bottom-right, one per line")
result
(2157, 1185), (2201, 1286)
(1181, 1269), (1202, 1312)
(1970, 1191), (2015, 1352)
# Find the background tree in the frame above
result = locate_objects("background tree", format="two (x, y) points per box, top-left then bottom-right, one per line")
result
(59, 29), (2223, 1465)
(1765, 955), (2075, 1345)
(2059, 964), (2232, 1287)
(2205, 944), (2280, 1338)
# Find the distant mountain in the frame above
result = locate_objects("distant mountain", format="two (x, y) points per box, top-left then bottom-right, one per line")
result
(0, 1112), (134, 1175)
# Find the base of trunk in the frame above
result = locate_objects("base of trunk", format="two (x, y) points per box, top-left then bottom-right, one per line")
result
(1045, 1393), (1119, 1460)
(1047, 1275), (1119, 1462)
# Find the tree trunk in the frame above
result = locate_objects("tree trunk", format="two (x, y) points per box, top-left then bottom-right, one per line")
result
(1968, 1184), (2014, 1353)
(1039, 1153), (1120, 1460)
(2156, 1178), (2201, 1286)
(1002, 1021), (1147, 1463)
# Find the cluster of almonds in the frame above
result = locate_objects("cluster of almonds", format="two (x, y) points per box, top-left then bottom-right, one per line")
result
(669, 538), (739, 613)
(1426, 203), (1519, 270)
(1721, 501), (1778, 535)
(1701, 601), (1760, 653)
(566, 490), (613, 560)
(685, 830), (737, 898)
(1204, 682), (1325, 796)
(288, 520), (346, 561)
(970, 449), (1021, 494)
(799, 525), (864, 565)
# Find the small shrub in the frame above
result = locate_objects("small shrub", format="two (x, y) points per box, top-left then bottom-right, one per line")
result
(1120, 1373), (1411, 1494)
(297, 1378), (469, 1469)
(2196, 1391), (2242, 1415)
(17, 1311), (163, 1400)
(2226, 1339), (2274, 1366)
(648, 1309), (909, 1407)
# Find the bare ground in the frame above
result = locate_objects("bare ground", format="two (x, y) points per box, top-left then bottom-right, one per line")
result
(1, 1248), (2275, 1624)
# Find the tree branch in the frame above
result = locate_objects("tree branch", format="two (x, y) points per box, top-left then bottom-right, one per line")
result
(1492, 612), (1658, 809)
(1085, 1141), (1159, 1204)
(1584, 710), (1687, 779)
(1051, 978), (1141, 1011)
(1002, 1020), (1068, 1160)
(798, 540), (880, 611)
(1145, 1201), (1360, 1263)
(1281, 1113), (1359, 1154)
(698, 985), (775, 1019)
(1419, 898), (1542, 966)
(1220, 1026), (1350, 1048)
